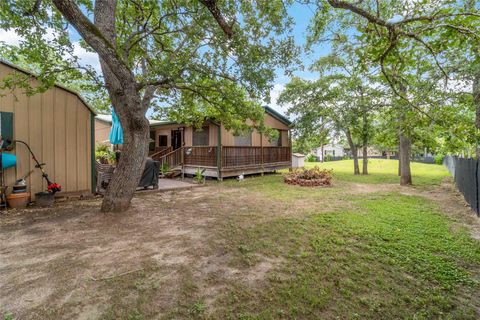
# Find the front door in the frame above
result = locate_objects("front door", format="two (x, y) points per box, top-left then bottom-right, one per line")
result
(171, 130), (182, 150)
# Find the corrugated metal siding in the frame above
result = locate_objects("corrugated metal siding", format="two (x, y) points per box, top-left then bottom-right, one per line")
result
(0, 63), (92, 198)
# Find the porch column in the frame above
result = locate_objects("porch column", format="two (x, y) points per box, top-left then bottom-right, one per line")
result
(260, 131), (264, 176)
(288, 129), (293, 171)
(217, 123), (222, 181)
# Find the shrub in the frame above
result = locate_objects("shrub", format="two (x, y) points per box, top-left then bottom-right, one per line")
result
(305, 154), (317, 162)
(434, 154), (444, 165)
(160, 162), (170, 175)
(284, 166), (333, 187)
(324, 154), (333, 162)
(194, 168), (206, 183)
(95, 143), (116, 164)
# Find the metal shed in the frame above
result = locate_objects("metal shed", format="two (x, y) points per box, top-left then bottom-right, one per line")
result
(0, 61), (95, 199)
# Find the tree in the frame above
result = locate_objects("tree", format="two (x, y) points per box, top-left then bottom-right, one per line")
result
(1, 0), (297, 211)
(291, 118), (330, 156)
(307, 0), (479, 184)
(278, 52), (383, 175)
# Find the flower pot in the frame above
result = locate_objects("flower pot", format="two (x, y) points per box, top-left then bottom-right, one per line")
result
(7, 192), (30, 209)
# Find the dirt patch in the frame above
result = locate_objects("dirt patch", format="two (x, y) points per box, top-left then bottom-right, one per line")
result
(0, 185), (289, 319)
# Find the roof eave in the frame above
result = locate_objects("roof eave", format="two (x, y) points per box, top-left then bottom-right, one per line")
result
(0, 60), (97, 115)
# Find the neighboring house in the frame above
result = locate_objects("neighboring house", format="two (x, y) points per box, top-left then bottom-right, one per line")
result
(94, 114), (164, 145)
(314, 143), (398, 161)
(315, 144), (346, 161)
(95, 106), (292, 179)
(0, 60), (96, 198)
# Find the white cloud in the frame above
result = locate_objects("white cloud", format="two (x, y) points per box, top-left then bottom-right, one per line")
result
(266, 83), (291, 115)
(0, 28), (101, 72)
(0, 29), (24, 46)
(72, 42), (101, 71)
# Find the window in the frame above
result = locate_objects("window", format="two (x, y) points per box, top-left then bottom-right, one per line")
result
(234, 132), (252, 146)
(0, 112), (13, 149)
(158, 135), (168, 147)
(193, 126), (209, 146)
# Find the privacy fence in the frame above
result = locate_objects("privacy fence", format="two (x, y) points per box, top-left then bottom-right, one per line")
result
(443, 156), (480, 216)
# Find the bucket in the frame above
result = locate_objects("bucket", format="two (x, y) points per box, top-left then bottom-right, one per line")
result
(7, 192), (30, 209)
(35, 192), (55, 207)
(0, 153), (16, 169)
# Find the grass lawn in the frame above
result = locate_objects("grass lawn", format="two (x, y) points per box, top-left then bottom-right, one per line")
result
(1, 160), (479, 319)
(305, 159), (449, 185)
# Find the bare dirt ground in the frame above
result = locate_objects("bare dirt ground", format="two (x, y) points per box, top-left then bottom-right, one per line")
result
(1, 178), (479, 319)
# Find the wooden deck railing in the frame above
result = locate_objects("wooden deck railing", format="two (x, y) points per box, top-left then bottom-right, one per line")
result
(262, 146), (291, 164)
(222, 146), (291, 168)
(222, 146), (262, 168)
(150, 146), (172, 160)
(151, 146), (291, 171)
(184, 146), (217, 167)
(157, 147), (183, 169)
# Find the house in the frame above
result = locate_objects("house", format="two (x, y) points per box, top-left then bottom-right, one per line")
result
(95, 106), (292, 179)
(314, 144), (346, 161)
(0, 61), (96, 199)
(94, 114), (164, 146)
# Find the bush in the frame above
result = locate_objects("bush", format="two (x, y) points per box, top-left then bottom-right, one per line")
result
(305, 154), (317, 162)
(160, 162), (170, 175)
(95, 143), (116, 164)
(324, 154), (333, 162)
(434, 154), (444, 165)
(284, 166), (333, 187)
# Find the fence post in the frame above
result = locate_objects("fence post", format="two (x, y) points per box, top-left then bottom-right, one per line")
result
(476, 159), (479, 214)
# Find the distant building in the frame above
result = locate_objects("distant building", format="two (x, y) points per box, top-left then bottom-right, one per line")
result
(314, 144), (346, 161)
(314, 144), (398, 162)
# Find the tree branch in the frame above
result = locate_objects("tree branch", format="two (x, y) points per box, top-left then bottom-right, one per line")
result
(198, 0), (235, 38)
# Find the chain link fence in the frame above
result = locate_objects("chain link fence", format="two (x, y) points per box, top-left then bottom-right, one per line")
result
(443, 156), (479, 215)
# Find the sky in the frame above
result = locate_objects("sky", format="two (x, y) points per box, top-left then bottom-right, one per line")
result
(269, 2), (332, 114)
(0, 2), (331, 118)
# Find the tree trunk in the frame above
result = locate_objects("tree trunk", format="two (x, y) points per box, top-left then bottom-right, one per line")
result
(398, 138), (402, 176)
(345, 128), (360, 175)
(474, 64), (480, 159)
(362, 144), (368, 175)
(399, 132), (412, 185)
(101, 111), (149, 212)
(362, 109), (368, 175)
(321, 144), (324, 162)
(466, 0), (480, 159)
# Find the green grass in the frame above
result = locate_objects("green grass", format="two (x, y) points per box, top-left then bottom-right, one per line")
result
(20, 159), (471, 320)
(214, 193), (480, 319)
(305, 159), (448, 185)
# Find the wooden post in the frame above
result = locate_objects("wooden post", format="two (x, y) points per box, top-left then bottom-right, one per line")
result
(288, 129), (293, 172)
(217, 123), (222, 181)
(260, 132), (264, 176)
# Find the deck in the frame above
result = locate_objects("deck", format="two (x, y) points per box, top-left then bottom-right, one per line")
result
(150, 146), (291, 179)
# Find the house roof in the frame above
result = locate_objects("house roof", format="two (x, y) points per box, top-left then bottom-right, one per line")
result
(263, 106), (292, 126)
(97, 106), (291, 128)
(0, 60), (97, 115)
(95, 114), (174, 126)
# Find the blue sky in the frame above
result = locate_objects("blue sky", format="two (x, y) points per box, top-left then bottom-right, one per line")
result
(267, 2), (331, 114)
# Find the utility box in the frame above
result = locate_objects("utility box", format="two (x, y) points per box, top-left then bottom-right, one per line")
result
(292, 153), (305, 168)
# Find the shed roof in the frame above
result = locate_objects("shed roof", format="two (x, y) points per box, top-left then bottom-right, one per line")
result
(0, 60), (97, 115)
(263, 106), (291, 126)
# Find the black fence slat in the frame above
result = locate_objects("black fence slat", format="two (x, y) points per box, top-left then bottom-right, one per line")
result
(444, 155), (479, 215)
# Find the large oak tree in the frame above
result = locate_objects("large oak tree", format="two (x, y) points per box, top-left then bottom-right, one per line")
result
(0, 0), (297, 211)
